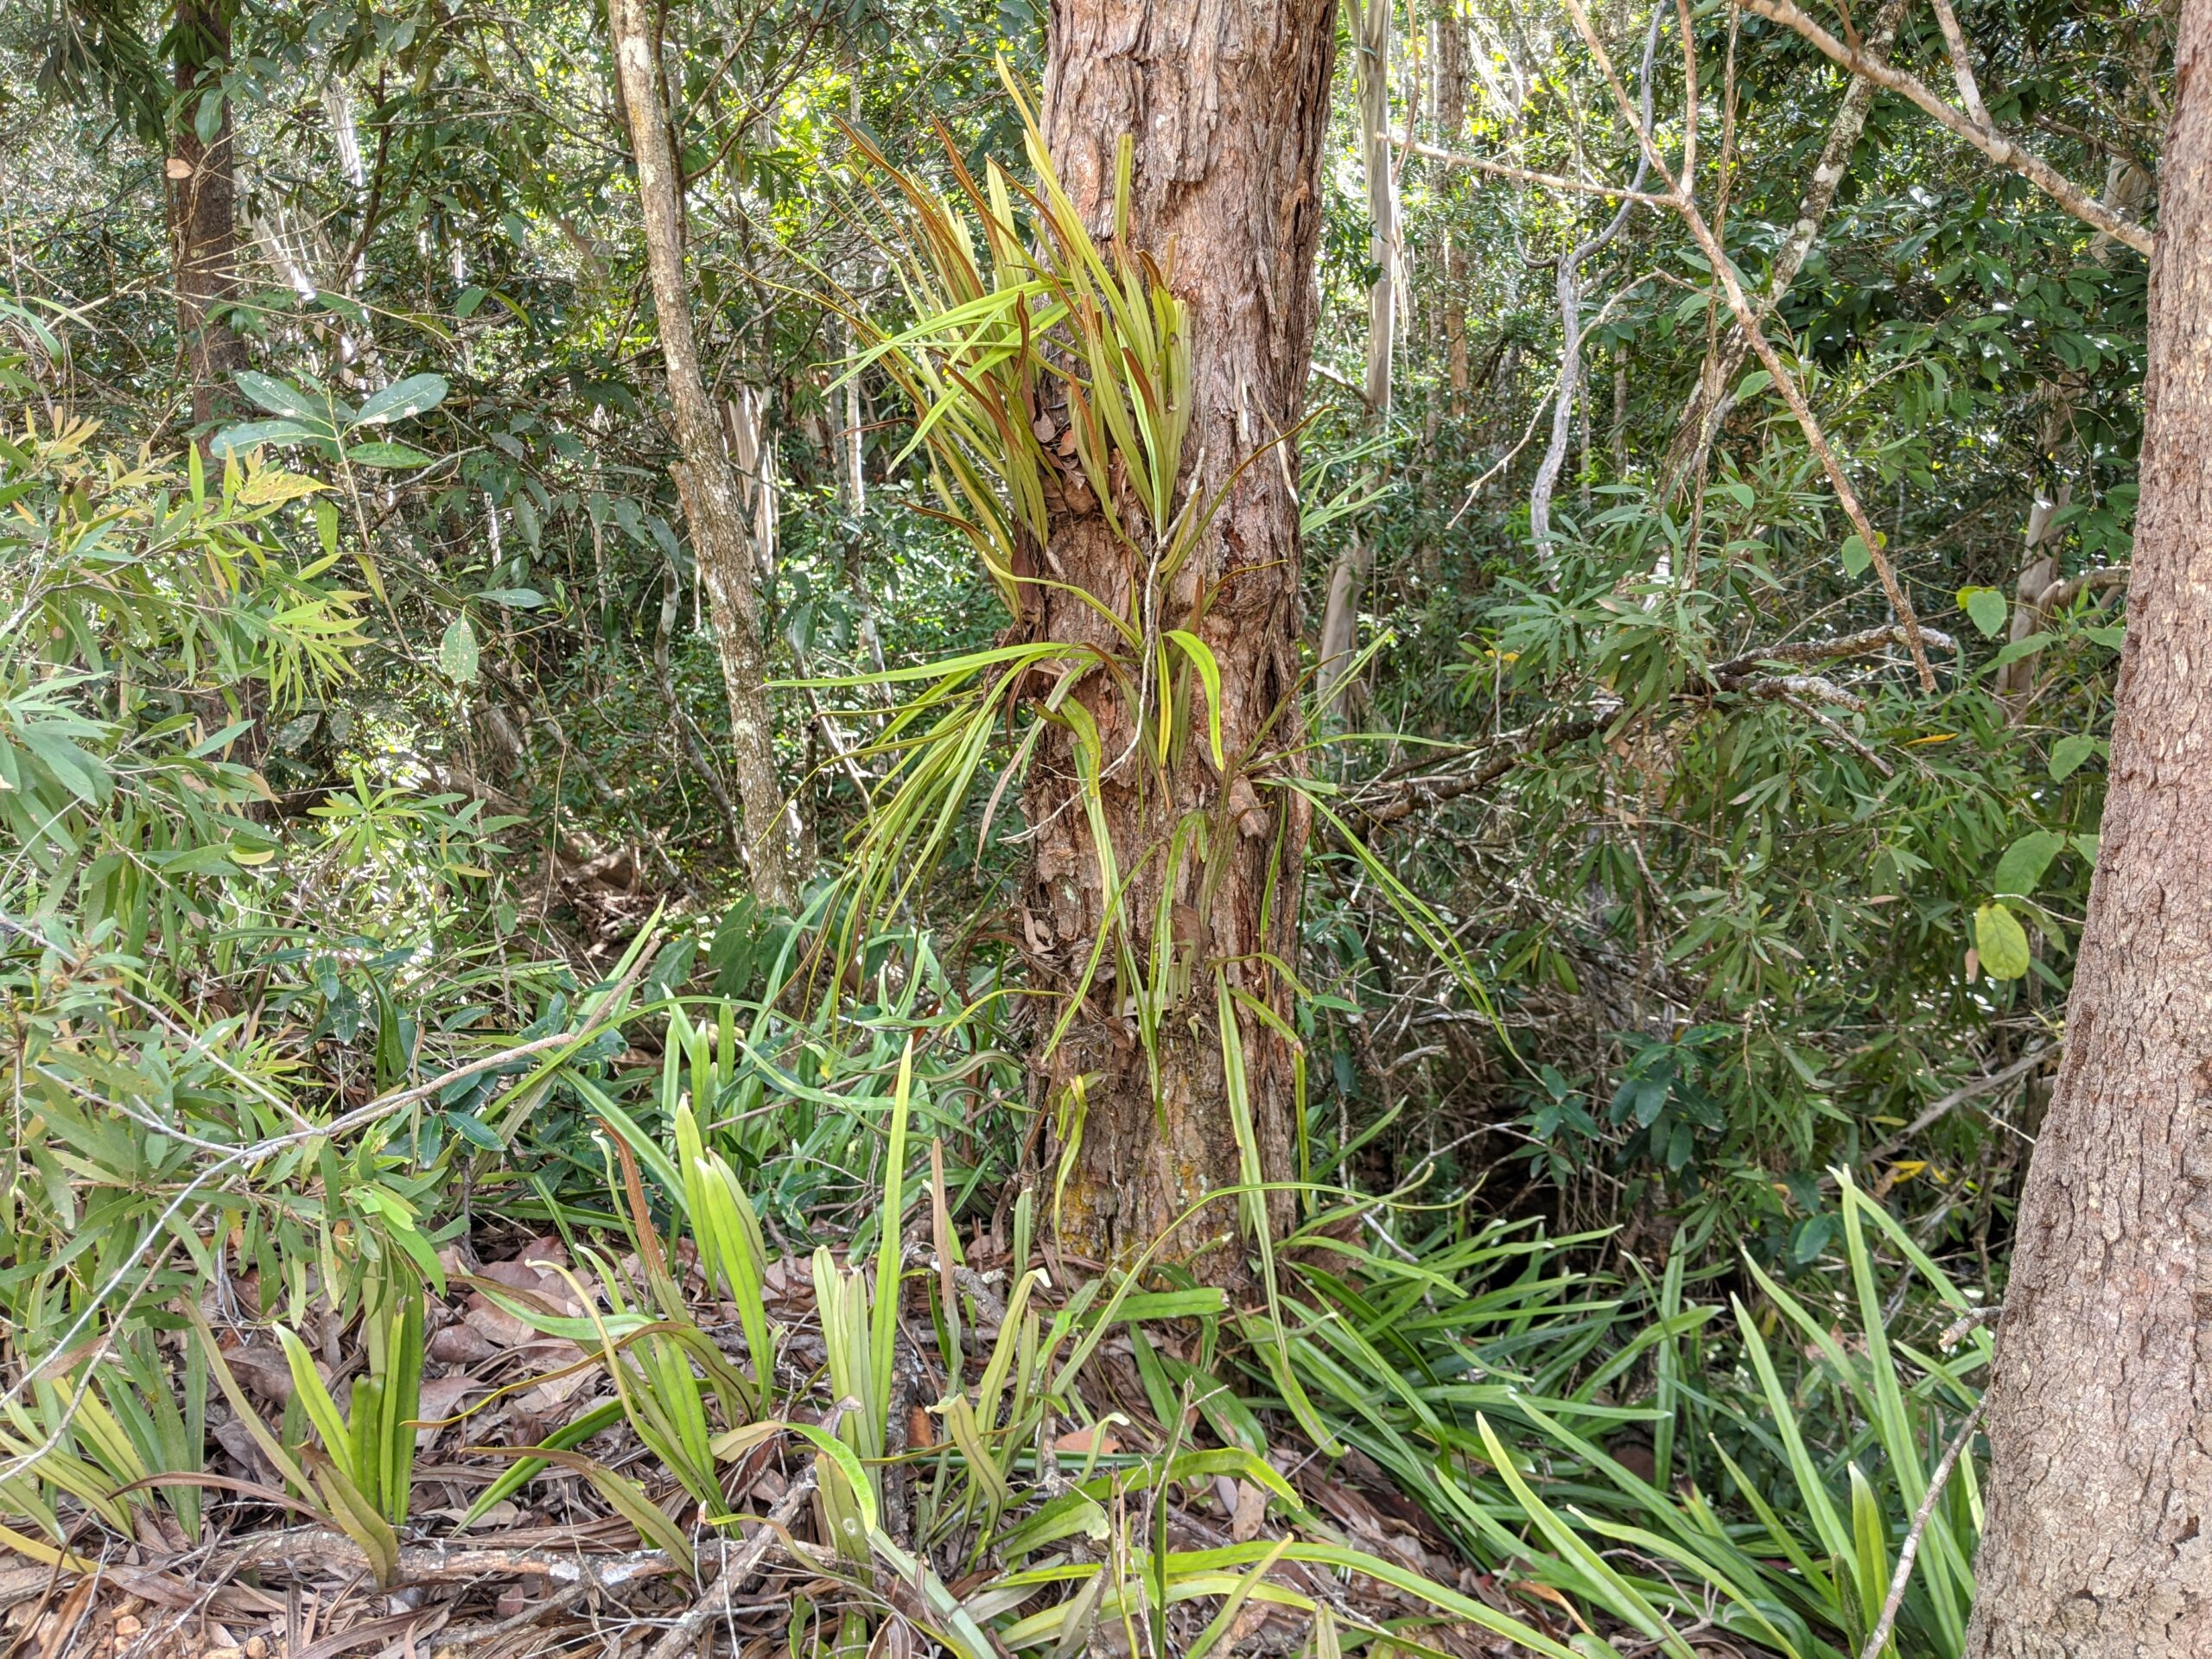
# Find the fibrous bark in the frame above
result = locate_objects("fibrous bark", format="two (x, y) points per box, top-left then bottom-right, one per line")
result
(607, 0), (798, 909)
(1436, 0), (1471, 410)
(1030, 0), (1338, 1271)
(1964, 5), (2212, 1649)
(170, 0), (245, 441)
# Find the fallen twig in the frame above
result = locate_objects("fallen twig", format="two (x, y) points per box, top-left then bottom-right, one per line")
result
(1858, 1398), (1989, 1659)
(435, 1578), (593, 1648)
(643, 1470), (818, 1659)
(197, 1528), (683, 1592)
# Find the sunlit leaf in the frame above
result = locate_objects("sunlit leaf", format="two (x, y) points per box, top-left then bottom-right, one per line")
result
(1974, 904), (2031, 980)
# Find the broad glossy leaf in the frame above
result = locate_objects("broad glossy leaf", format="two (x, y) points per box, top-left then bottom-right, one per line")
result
(438, 617), (480, 683)
(1991, 830), (2064, 897)
(1957, 585), (2009, 638)
(353, 373), (449, 427)
(211, 420), (323, 454)
(237, 371), (353, 426)
(1974, 905), (2031, 980)
(2050, 733), (2099, 780)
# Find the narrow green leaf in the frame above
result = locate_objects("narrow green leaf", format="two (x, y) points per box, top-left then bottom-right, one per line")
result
(346, 441), (436, 469)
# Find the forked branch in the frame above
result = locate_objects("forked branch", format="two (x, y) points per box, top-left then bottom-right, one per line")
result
(1739, 0), (2156, 254)
(1561, 0), (1941, 690)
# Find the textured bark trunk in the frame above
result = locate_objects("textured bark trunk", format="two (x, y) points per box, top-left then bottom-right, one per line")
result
(607, 0), (798, 910)
(1030, 0), (1336, 1274)
(1436, 4), (1470, 413)
(1964, 7), (2212, 1651)
(170, 0), (245, 442)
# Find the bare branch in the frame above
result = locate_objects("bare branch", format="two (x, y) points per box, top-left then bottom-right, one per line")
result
(1739, 673), (1867, 712)
(1859, 1399), (1990, 1659)
(1867, 1042), (2055, 1167)
(1410, 142), (1675, 206)
(1662, 0), (1911, 495)
(1533, 0), (1669, 545)
(1560, 0), (1942, 690)
(1711, 623), (1959, 685)
(1738, 0), (2156, 254)
(2032, 564), (2129, 612)
(1774, 688), (1897, 777)
(1350, 715), (1605, 829)
(1926, 0), (1993, 128)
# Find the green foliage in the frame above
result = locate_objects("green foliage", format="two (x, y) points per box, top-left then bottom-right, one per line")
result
(0, 0), (2167, 1643)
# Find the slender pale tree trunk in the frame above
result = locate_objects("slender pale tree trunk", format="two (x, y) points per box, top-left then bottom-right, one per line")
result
(607, 0), (797, 908)
(1351, 0), (1397, 413)
(1964, 5), (2212, 1649)
(1318, 0), (1407, 710)
(1994, 399), (2075, 704)
(170, 0), (244, 442)
(1314, 537), (1369, 714)
(1031, 0), (1338, 1273)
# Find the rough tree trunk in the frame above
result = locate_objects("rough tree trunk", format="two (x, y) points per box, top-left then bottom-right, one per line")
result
(1964, 7), (2212, 1651)
(607, 0), (797, 909)
(1030, 0), (1337, 1272)
(170, 0), (244, 441)
(1437, 0), (1471, 413)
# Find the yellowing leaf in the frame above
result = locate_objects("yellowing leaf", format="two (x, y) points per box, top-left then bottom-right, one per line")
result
(238, 467), (327, 506)
(1974, 904), (2031, 980)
